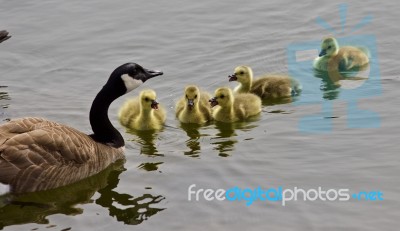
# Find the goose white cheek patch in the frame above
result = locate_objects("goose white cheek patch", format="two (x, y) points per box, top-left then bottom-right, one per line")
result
(121, 74), (143, 93)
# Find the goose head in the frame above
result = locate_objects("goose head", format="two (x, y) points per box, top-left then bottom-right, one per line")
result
(209, 87), (233, 108)
(184, 85), (200, 110)
(140, 89), (159, 111)
(228, 65), (253, 84)
(105, 63), (163, 98)
(319, 37), (339, 57)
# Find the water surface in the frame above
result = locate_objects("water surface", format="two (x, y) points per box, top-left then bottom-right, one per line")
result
(0, 0), (399, 230)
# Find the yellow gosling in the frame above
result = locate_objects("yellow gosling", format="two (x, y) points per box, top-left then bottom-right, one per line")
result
(313, 37), (369, 72)
(118, 89), (166, 131)
(209, 87), (261, 123)
(229, 66), (301, 99)
(176, 85), (212, 124)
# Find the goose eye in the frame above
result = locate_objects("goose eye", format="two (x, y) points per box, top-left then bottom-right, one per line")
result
(220, 94), (225, 99)
(186, 94), (188, 99)
(327, 45), (331, 49)
(145, 97), (149, 102)
(239, 71), (244, 75)
(194, 95), (198, 99)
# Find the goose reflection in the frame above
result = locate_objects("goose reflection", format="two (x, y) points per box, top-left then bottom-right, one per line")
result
(0, 159), (165, 229)
(211, 117), (259, 157)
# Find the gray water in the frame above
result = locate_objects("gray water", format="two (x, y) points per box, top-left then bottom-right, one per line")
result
(1, 0), (399, 230)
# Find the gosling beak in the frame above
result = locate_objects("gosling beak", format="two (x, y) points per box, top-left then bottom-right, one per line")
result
(209, 97), (218, 108)
(187, 99), (194, 110)
(228, 74), (237, 82)
(144, 68), (163, 81)
(151, 100), (159, 110)
(319, 49), (327, 57)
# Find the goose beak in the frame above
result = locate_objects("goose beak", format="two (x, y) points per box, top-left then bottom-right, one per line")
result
(187, 99), (194, 110)
(319, 49), (327, 57)
(209, 97), (218, 108)
(151, 100), (159, 110)
(228, 74), (237, 82)
(144, 68), (163, 80)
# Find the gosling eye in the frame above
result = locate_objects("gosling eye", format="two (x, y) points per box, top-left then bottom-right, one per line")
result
(194, 95), (198, 99)
(186, 94), (188, 99)
(327, 45), (332, 49)
(144, 97), (149, 102)
(220, 94), (225, 99)
(239, 71), (244, 75)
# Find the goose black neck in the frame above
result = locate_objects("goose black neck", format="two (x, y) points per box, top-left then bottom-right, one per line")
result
(89, 86), (124, 148)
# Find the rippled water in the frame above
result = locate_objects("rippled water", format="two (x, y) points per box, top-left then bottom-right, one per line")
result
(1, 0), (399, 230)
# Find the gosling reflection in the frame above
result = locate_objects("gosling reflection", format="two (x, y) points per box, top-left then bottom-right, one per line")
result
(211, 117), (259, 157)
(261, 96), (293, 106)
(313, 67), (369, 100)
(0, 160), (165, 229)
(179, 123), (204, 158)
(313, 69), (341, 100)
(127, 129), (164, 157)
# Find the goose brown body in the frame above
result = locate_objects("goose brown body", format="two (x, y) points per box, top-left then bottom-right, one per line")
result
(0, 117), (124, 193)
(0, 63), (163, 193)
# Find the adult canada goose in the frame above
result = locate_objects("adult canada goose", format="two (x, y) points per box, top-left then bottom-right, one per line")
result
(118, 89), (166, 130)
(209, 87), (261, 123)
(0, 63), (163, 193)
(229, 66), (301, 99)
(175, 85), (212, 124)
(0, 30), (11, 43)
(313, 37), (369, 72)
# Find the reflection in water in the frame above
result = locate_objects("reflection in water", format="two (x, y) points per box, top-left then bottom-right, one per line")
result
(95, 164), (165, 225)
(211, 116), (259, 157)
(179, 123), (205, 158)
(127, 129), (164, 157)
(313, 69), (341, 100)
(313, 66), (369, 100)
(261, 96), (293, 106)
(0, 86), (10, 121)
(125, 129), (164, 172)
(0, 160), (165, 229)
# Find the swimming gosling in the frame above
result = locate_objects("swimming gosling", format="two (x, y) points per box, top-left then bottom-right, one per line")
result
(209, 87), (261, 123)
(119, 89), (166, 131)
(175, 85), (212, 124)
(229, 66), (301, 99)
(0, 63), (163, 193)
(313, 37), (369, 72)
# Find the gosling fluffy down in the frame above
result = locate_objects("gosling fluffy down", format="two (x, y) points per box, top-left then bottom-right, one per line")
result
(209, 87), (261, 123)
(229, 66), (301, 99)
(119, 89), (166, 130)
(313, 37), (369, 72)
(175, 85), (212, 124)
